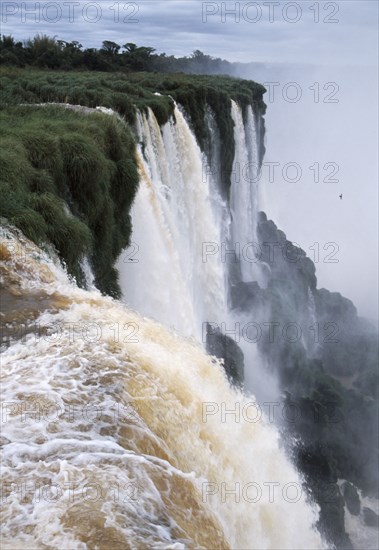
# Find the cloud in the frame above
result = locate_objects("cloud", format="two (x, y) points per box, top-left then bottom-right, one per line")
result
(2, 1), (377, 64)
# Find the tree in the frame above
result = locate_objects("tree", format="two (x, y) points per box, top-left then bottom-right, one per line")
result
(123, 42), (137, 53)
(70, 41), (82, 50)
(101, 41), (120, 56)
(0, 35), (16, 50)
(122, 43), (156, 71)
(25, 34), (62, 68)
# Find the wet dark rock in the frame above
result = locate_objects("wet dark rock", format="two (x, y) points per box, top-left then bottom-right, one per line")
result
(341, 481), (361, 515)
(205, 323), (244, 387)
(230, 281), (264, 311)
(362, 506), (379, 528)
(294, 444), (352, 549)
(257, 212), (317, 292)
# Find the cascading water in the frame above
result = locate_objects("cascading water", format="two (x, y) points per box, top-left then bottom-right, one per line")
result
(116, 94), (291, 429)
(117, 106), (227, 341)
(229, 101), (262, 286)
(1, 227), (322, 549)
(118, 101), (266, 340)
(203, 106), (231, 250)
(306, 287), (319, 355)
(81, 257), (97, 292)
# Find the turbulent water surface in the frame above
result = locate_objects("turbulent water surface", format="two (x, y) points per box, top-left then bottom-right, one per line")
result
(1, 225), (322, 549)
(117, 106), (227, 340)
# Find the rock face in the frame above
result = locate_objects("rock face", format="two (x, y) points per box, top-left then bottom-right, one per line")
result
(314, 288), (378, 381)
(362, 507), (379, 528)
(341, 482), (361, 516)
(230, 211), (379, 549)
(257, 211), (317, 293)
(205, 323), (244, 387)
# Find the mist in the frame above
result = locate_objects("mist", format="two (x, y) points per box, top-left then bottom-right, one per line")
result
(236, 61), (378, 323)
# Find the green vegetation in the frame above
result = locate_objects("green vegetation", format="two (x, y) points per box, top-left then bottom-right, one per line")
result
(0, 68), (174, 125)
(0, 34), (239, 76)
(0, 105), (138, 296)
(0, 67), (265, 195)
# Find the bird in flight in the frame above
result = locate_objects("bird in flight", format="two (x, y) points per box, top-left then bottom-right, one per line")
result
(339, 194), (343, 200)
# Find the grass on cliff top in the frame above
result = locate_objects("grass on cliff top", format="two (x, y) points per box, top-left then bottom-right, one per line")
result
(0, 68), (265, 116)
(0, 69), (265, 295)
(0, 105), (139, 296)
(0, 68), (266, 194)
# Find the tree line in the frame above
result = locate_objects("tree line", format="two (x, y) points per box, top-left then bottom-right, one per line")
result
(0, 34), (237, 75)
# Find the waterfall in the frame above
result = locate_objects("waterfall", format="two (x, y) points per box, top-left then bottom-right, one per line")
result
(117, 106), (227, 341)
(1, 227), (323, 549)
(118, 101), (266, 343)
(306, 287), (319, 355)
(229, 101), (261, 285)
(117, 96), (284, 423)
(80, 257), (96, 292)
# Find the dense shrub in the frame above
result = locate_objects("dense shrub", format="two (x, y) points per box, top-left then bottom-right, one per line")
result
(0, 105), (139, 296)
(0, 68), (265, 194)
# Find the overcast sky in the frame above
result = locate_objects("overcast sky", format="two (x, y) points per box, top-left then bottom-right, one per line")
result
(2, 0), (378, 320)
(2, 0), (377, 65)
